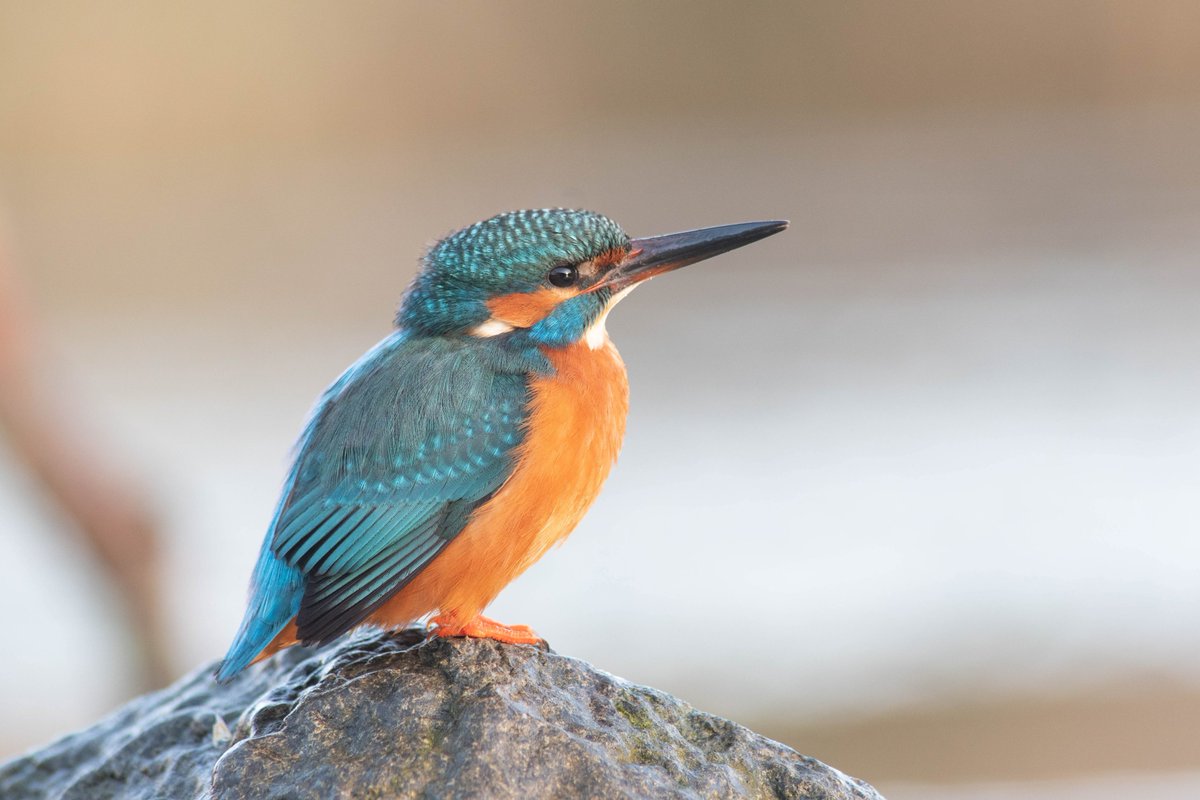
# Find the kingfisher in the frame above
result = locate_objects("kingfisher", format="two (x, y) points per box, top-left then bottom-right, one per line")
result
(217, 209), (786, 681)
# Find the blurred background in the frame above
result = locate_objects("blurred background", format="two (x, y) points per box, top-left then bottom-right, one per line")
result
(2, 1), (1199, 797)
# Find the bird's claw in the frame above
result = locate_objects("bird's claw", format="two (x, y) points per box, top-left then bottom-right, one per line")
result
(428, 613), (546, 647)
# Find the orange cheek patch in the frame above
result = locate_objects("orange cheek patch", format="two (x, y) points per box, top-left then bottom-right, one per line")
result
(486, 287), (575, 327)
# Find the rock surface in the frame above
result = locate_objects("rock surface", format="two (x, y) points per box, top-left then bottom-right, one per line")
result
(0, 629), (884, 799)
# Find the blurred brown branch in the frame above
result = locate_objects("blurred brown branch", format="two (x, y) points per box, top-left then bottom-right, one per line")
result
(0, 233), (171, 690)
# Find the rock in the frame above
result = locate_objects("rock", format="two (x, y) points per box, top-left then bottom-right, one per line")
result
(0, 629), (885, 799)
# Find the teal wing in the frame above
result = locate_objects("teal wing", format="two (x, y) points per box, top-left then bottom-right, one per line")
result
(270, 331), (532, 644)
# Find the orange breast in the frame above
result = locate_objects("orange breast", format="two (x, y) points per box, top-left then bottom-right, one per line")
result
(369, 337), (630, 626)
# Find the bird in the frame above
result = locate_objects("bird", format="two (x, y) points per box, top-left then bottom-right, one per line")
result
(216, 208), (786, 681)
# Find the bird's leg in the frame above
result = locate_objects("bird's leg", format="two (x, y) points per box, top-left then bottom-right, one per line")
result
(428, 612), (544, 646)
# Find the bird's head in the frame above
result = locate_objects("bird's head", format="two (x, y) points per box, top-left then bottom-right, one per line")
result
(398, 209), (786, 348)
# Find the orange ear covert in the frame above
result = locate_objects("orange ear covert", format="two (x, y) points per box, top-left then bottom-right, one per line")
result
(486, 287), (574, 328)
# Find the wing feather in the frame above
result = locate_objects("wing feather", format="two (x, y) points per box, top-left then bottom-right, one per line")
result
(265, 332), (534, 644)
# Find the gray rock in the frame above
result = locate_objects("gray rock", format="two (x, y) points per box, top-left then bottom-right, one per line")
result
(0, 629), (885, 799)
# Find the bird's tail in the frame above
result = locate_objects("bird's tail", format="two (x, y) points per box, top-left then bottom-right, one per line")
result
(215, 538), (303, 683)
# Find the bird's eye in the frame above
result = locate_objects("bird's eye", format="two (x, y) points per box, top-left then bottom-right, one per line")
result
(547, 265), (578, 287)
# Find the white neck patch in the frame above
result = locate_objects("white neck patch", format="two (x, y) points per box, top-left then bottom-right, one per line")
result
(469, 318), (515, 338)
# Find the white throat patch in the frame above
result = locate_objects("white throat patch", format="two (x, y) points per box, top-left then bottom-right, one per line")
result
(584, 286), (636, 350)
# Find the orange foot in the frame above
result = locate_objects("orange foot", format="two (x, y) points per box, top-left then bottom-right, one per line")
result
(428, 613), (544, 646)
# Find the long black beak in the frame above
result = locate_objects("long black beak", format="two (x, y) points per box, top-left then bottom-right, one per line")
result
(605, 219), (788, 291)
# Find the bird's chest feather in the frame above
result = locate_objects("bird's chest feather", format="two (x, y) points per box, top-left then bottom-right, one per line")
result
(383, 338), (629, 618)
(515, 338), (631, 554)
